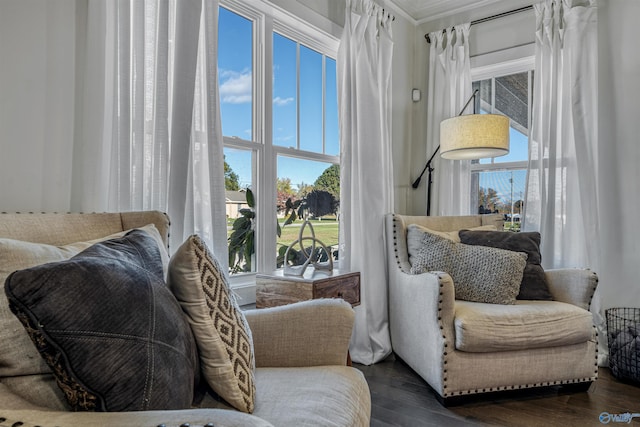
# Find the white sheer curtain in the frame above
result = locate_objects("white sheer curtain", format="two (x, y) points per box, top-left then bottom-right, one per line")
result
(338, 0), (394, 365)
(73, 0), (227, 263)
(425, 24), (472, 216)
(523, 0), (601, 359)
(524, 0), (599, 269)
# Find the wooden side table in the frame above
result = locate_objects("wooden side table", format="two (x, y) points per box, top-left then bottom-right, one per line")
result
(256, 268), (360, 366)
(255, 268), (361, 308)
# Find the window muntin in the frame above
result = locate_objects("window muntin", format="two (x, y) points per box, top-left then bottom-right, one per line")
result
(325, 57), (339, 156)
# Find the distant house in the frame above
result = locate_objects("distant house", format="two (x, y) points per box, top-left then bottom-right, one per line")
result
(226, 190), (249, 218)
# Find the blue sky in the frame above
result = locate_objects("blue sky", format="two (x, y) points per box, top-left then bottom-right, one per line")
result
(218, 7), (338, 191)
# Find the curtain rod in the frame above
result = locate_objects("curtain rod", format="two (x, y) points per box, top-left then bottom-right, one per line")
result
(424, 5), (533, 43)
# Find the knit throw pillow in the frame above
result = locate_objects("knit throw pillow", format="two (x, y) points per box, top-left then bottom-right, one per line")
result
(168, 235), (256, 413)
(406, 224), (497, 266)
(410, 229), (527, 305)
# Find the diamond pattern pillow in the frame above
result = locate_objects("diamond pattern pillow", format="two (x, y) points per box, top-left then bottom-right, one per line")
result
(410, 229), (527, 305)
(168, 235), (255, 413)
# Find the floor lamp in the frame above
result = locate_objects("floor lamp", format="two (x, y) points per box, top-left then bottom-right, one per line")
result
(412, 89), (510, 215)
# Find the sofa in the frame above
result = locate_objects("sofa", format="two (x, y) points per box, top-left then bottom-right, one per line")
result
(0, 211), (371, 427)
(386, 213), (599, 405)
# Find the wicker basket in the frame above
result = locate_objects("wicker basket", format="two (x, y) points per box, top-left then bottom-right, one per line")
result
(606, 308), (640, 384)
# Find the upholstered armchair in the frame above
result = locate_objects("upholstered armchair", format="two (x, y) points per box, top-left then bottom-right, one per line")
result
(386, 214), (598, 406)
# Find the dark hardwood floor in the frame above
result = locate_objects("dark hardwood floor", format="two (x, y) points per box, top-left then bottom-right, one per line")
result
(354, 354), (640, 427)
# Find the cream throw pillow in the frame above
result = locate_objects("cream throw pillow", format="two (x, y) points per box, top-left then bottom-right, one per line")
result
(410, 229), (527, 305)
(167, 235), (256, 413)
(407, 223), (497, 265)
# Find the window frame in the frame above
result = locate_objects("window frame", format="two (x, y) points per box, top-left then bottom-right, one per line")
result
(469, 55), (534, 218)
(219, 0), (340, 297)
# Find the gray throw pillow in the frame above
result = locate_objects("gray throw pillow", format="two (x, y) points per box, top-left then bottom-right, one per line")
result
(4, 230), (198, 411)
(410, 229), (527, 305)
(458, 230), (553, 300)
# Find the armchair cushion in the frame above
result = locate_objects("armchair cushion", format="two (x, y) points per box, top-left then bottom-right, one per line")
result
(4, 230), (197, 411)
(454, 300), (594, 352)
(168, 235), (255, 413)
(409, 227), (527, 304)
(459, 230), (552, 300)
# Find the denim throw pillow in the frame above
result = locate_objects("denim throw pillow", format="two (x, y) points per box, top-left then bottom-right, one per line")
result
(168, 235), (255, 413)
(410, 229), (527, 305)
(459, 230), (553, 301)
(4, 230), (198, 411)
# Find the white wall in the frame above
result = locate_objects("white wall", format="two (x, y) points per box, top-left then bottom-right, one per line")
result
(597, 0), (640, 309)
(0, 0), (76, 212)
(388, 14), (416, 214)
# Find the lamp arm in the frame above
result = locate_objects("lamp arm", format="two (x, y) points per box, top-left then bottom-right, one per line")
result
(411, 88), (479, 190)
(411, 145), (440, 189)
(458, 88), (479, 116)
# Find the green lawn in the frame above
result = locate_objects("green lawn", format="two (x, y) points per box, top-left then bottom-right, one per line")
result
(277, 220), (339, 249)
(227, 216), (339, 249)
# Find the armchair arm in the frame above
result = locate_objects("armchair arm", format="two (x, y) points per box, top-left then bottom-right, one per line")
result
(545, 268), (598, 310)
(388, 269), (456, 396)
(244, 299), (354, 368)
(0, 409), (274, 427)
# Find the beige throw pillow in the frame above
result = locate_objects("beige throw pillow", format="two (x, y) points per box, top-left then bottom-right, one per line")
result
(167, 235), (256, 413)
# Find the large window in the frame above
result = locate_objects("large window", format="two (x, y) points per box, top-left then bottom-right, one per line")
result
(471, 64), (533, 231)
(218, 1), (339, 280)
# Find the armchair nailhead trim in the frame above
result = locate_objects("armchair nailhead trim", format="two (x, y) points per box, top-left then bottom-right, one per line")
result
(392, 217), (402, 268)
(451, 377), (596, 398)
